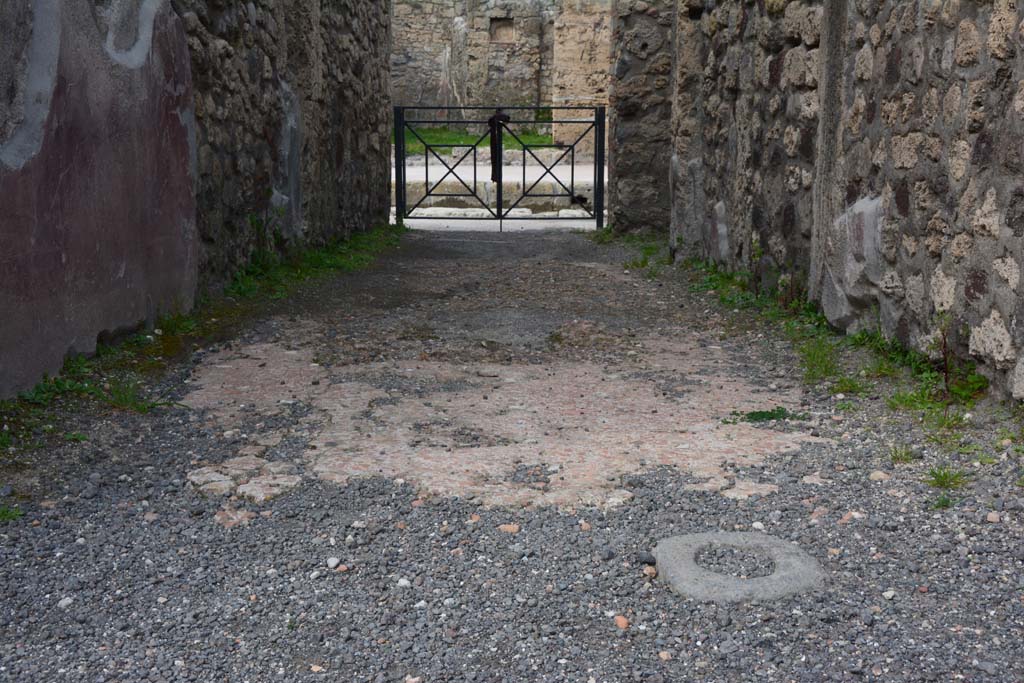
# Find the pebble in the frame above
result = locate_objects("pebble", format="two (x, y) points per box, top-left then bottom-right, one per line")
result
(57, 597), (73, 609)
(397, 578), (412, 588)
(636, 551), (656, 565)
(606, 490), (634, 506)
(986, 511), (1001, 523)
(614, 615), (630, 630)
(327, 557), (341, 569)
(498, 523), (520, 534)
(869, 470), (891, 482)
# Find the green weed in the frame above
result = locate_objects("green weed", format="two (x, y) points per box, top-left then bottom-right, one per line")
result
(928, 429), (965, 451)
(925, 406), (968, 432)
(64, 432), (87, 443)
(799, 337), (839, 383)
(947, 368), (989, 404)
(834, 375), (869, 395)
(931, 494), (954, 510)
(865, 357), (900, 379)
(104, 378), (172, 414)
(889, 445), (917, 464)
(18, 375), (99, 407)
(226, 224), (405, 301)
(848, 330), (933, 376)
(589, 226), (616, 245)
(924, 466), (968, 490)
(0, 505), (23, 523)
(156, 312), (199, 337)
(62, 355), (94, 381)
(887, 383), (942, 411)
(728, 407), (806, 423)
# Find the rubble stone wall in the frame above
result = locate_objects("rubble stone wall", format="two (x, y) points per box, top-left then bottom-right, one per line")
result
(670, 0), (1024, 397)
(176, 0), (392, 286)
(608, 0), (674, 233)
(0, 0), (392, 397)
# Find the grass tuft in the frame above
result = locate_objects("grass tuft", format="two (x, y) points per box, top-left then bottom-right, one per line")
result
(889, 444), (917, 464)
(924, 466), (968, 490)
(0, 505), (23, 523)
(727, 406), (806, 423)
(103, 378), (173, 414)
(225, 225), (405, 301)
(799, 337), (839, 383)
(833, 375), (869, 395)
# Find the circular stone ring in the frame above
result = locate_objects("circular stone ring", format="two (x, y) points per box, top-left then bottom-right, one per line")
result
(653, 532), (826, 603)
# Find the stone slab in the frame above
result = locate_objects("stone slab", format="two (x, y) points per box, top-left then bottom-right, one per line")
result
(653, 532), (826, 603)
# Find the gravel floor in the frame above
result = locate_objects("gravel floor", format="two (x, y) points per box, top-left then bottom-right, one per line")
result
(2, 230), (1024, 682)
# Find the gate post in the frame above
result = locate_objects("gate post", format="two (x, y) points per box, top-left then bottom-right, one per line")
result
(488, 108), (508, 230)
(496, 121), (503, 232)
(595, 106), (606, 231)
(394, 106), (406, 226)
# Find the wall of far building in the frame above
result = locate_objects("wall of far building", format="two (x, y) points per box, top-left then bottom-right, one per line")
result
(391, 0), (612, 115)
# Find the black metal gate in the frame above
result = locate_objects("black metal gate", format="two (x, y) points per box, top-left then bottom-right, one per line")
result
(394, 106), (605, 231)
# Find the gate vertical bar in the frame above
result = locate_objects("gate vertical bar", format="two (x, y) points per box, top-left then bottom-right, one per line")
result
(594, 106), (606, 231)
(494, 112), (504, 232)
(394, 107), (406, 225)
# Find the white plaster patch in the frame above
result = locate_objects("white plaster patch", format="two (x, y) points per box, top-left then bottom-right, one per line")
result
(0, 0), (61, 171)
(969, 310), (1016, 369)
(972, 188), (1002, 238)
(1014, 81), (1024, 117)
(994, 257), (1020, 291)
(930, 268), (956, 313)
(1012, 356), (1024, 400)
(102, 0), (164, 69)
(949, 139), (971, 181)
